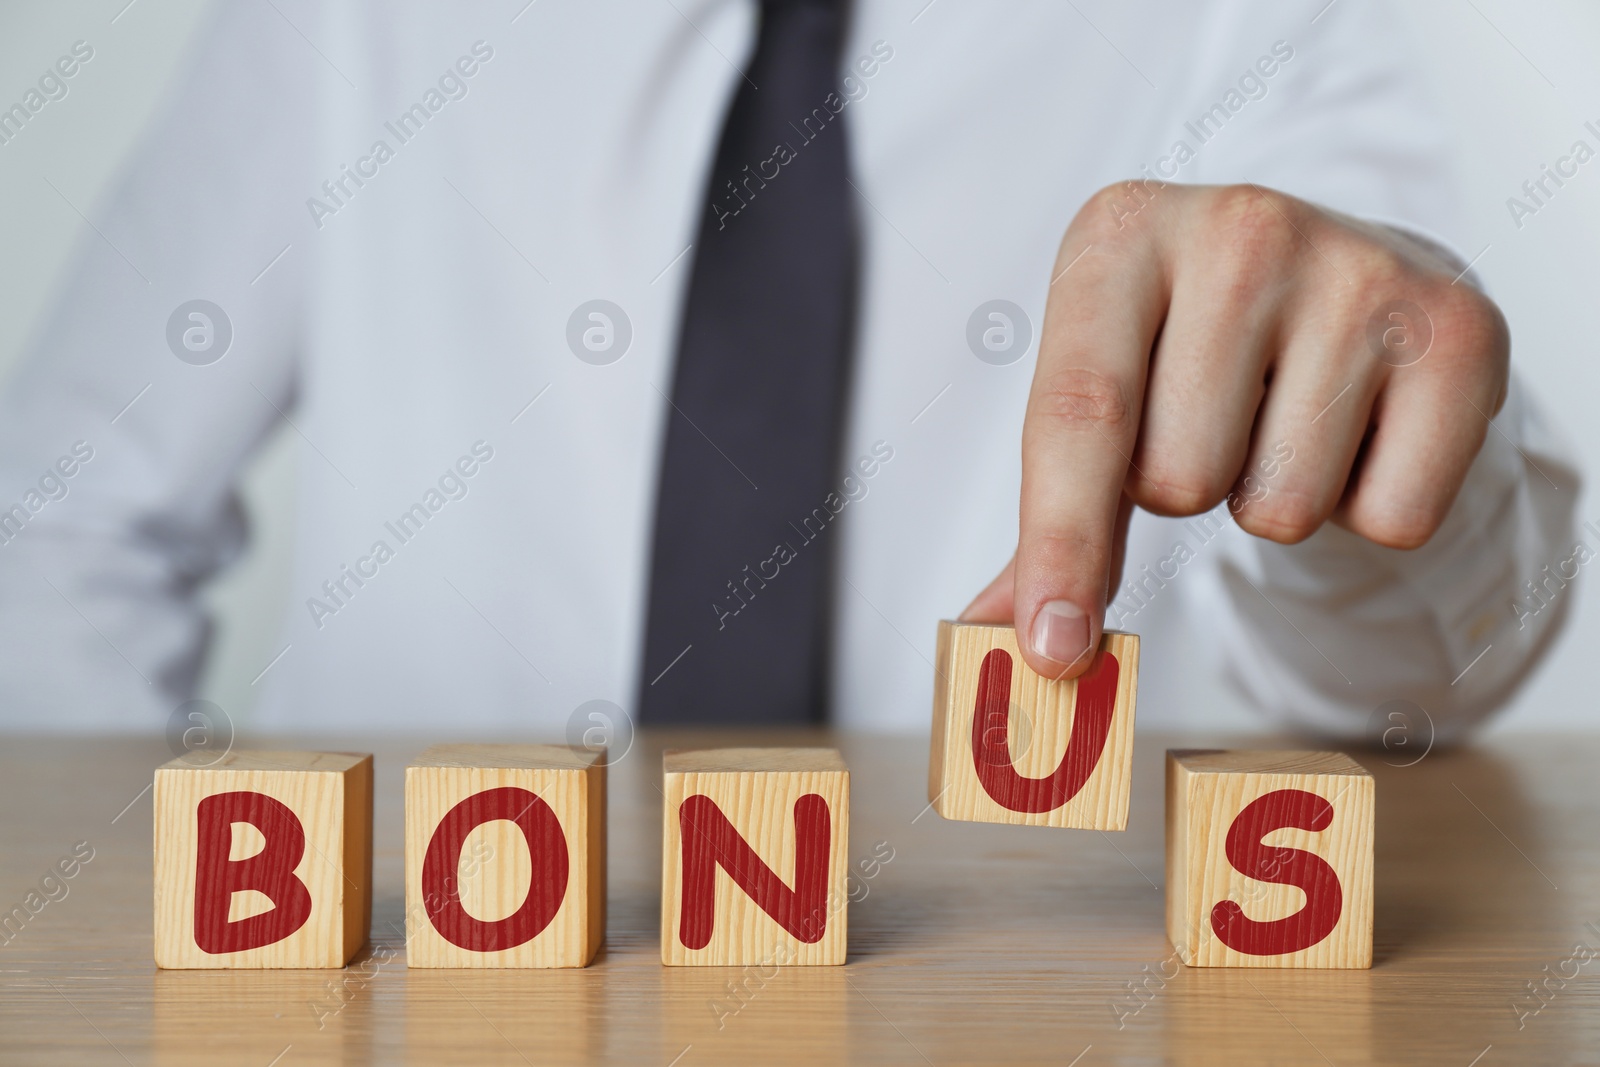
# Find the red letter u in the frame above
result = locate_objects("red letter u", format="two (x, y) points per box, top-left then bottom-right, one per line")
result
(969, 647), (1120, 812)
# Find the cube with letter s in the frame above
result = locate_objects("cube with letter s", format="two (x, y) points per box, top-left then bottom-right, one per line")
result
(1166, 749), (1374, 968)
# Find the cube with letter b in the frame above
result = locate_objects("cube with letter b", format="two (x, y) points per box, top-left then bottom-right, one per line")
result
(1166, 750), (1374, 968)
(661, 748), (848, 966)
(404, 744), (604, 968)
(153, 751), (373, 968)
(929, 622), (1139, 830)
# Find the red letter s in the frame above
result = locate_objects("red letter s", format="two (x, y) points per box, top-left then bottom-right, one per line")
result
(1210, 789), (1342, 955)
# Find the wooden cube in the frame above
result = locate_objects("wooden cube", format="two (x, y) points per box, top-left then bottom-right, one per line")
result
(661, 748), (848, 966)
(404, 744), (605, 968)
(929, 622), (1138, 829)
(154, 750), (373, 968)
(1166, 750), (1374, 968)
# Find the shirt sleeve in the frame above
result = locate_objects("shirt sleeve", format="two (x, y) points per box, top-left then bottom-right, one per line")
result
(1171, 0), (1582, 739)
(0, 4), (312, 728)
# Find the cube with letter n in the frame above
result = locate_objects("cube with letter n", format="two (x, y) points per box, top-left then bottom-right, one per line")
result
(404, 744), (604, 968)
(661, 748), (848, 966)
(153, 750), (373, 968)
(1166, 749), (1374, 968)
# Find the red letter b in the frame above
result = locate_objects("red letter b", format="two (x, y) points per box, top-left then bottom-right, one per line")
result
(194, 791), (314, 953)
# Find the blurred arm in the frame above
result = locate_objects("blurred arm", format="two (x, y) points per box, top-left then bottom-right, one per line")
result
(0, 4), (314, 728)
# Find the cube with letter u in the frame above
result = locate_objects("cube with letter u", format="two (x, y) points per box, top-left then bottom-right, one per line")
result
(929, 622), (1139, 830)
(661, 748), (849, 966)
(153, 750), (373, 968)
(404, 744), (604, 968)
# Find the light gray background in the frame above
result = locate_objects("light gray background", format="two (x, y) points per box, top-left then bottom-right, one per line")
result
(1, 0), (1595, 731)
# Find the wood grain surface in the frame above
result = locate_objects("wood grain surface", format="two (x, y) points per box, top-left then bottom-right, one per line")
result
(1, 730), (1597, 1065)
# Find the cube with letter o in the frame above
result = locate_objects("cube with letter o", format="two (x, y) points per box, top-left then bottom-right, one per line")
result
(404, 744), (604, 968)
(662, 748), (848, 966)
(929, 622), (1139, 830)
(153, 750), (373, 968)
(1166, 749), (1374, 968)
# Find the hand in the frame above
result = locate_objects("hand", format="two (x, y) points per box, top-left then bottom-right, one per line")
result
(961, 182), (1510, 680)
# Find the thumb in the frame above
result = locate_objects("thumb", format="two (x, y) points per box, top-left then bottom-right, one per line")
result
(959, 555), (1017, 624)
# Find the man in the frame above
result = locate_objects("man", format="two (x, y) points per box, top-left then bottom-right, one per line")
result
(0, 0), (1576, 736)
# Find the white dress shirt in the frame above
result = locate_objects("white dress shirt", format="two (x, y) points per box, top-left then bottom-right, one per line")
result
(0, 0), (1578, 737)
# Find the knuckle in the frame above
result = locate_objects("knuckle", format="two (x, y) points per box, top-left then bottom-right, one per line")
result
(1345, 253), (1509, 381)
(1029, 368), (1131, 429)
(1234, 487), (1325, 544)
(1128, 467), (1231, 516)
(1433, 284), (1511, 367)
(1205, 185), (1300, 261)
(1350, 500), (1446, 551)
(1076, 181), (1162, 243)
(1348, 255), (1412, 312)
(1354, 278), (1509, 391)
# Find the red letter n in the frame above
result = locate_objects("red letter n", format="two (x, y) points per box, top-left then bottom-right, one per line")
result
(194, 791), (314, 953)
(677, 794), (830, 950)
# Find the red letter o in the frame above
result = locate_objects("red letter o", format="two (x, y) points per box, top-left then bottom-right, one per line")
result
(421, 786), (569, 952)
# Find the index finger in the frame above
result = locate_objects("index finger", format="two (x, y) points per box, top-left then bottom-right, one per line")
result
(1015, 212), (1166, 679)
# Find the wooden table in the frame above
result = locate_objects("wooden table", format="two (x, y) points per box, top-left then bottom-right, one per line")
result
(1, 730), (1596, 1065)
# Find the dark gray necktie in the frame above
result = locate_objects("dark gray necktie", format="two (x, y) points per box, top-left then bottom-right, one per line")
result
(640, 0), (856, 725)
